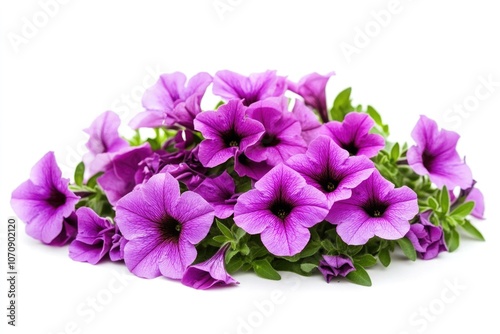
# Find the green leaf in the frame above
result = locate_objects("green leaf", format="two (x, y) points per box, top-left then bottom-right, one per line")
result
(225, 257), (243, 274)
(214, 100), (225, 109)
(390, 143), (400, 162)
(355, 254), (377, 268)
(440, 186), (450, 214)
(239, 243), (250, 256)
(216, 220), (233, 240)
(378, 248), (391, 267)
(321, 239), (335, 252)
(346, 265), (372, 287)
(397, 238), (417, 261)
(450, 201), (475, 219)
(330, 87), (353, 121)
(300, 263), (317, 273)
(87, 172), (103, 188)
(212, 235), (228, 244)
(252, 259), (281, 280)
(427, 197), (439, 211)
(299, 241), (321, 258)
(459, 219), (485, 241)
(74, 162), (85, 186)
(366, 105), (382, 124)
(445, 229), (460, 252)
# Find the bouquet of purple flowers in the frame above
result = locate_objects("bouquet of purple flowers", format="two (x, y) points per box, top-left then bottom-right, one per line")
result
(11, 70), (485, 289)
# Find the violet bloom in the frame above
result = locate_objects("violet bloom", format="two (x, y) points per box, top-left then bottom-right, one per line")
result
(194, 172), (238, 219)
(246, 98), (307, 166)
(129, 72), (212, 129)
(407, 115), (473, 189)
(169, 95), (202, 131)
(288, 72), (335, 123)
(11, 152), (79, 244)
(318, 255), (355, 282)
(181, 245), (238, 290)
(405, 211), (447, 260)
(98, 143), (153, 206)
(326, 171), (418, 245)
(115, 172), (214, 279)
(234, 151), (273, 180)
(291, 99), (322, 144)
(83, 111), (129, 176)
(234, 164), (329, 257)
(321, 112), (385, 158)
(286, 136), (375, 208)
(194, 99), (265, 167)
(50, 213), (78, 246)
(69, 207), (124, 264)
(213, 70), (286, 106)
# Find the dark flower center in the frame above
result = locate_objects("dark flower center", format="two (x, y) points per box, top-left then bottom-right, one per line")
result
(242, 94), (259, 106)
(222, 129), (241, 148)
(318, 174), (339, 193)
(47, 188), (67, 208)
(422, 151), (434, 170)
(261, 132), (280, 147)
(363, 200), (388, 218)
(158, 215), (182, 241)
(342, 141), (358, 156)
(270, 200), (293, 220)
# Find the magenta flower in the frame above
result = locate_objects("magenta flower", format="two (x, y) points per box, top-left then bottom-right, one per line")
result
(407, 115), (473, 189)
(405, 211), (447, 260)
(115, 173), (214, 279)
(286, 136), (375, 208)
(234, 151), (273, 180)
(288, 72), (335, 123)
(194, 172), (238, 219)
(98, 144), (153, 205)
(129, 72), (212, 129)
(246, 98), (307, 166)
(169, 95), (202, 131)
(326, 171), (419, 245)
(82, 111), (128, 176)
(69, 207), (124, 264)
(467, 188), (485, 219)
(181, 245), (238, 290)
(234, 164), (329, 257)
(11, 152), (79, 244)
(321, 112), (385, 158)
(49, 213), (78, 246)
(213, 70), (286, 106)
(194, 99), (265, 167)
(318, 255), (355, 282)
(291, 99), (322, 144)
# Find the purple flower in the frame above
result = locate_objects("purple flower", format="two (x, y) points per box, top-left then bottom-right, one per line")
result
(98, 144), (153, 206)
(288, 72), (335, 123)
(234, 164), (329, 257)
(115, 172), (214, 279)
(169, 95), (202, 131)
(321, 112), (385, 158)
(291, 99), (322, 144)
(194, 172), (238, 219)
(129, 72), (212, 129)
(181, 245), (238, 290)
(407, 115), (473, 189)
(194, 99), (265, 167)
(50, 213), (78, 246)
(11, 152), (79, 244)
(326, 171), (419, 245)
(246, 98), (307, 166)
(83, 111), (129, 176)
(69, 207), (124, 264)
(234, 151), (273, 180)
(405, 211), (447, 260)
(213, 70), (286, 106)
(286, 136), (375, 208)
(318, 255), (355, 282)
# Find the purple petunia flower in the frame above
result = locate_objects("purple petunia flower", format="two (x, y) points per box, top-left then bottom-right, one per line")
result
(82, 111), (129, 176)
(246, 98), (307, 166)
(169, 95), (203, 131)
(326, 171), (419, 245)
(405, 211), (447, 260)
(194, 99), (265, 167)
(234, 151), (273, 180)
(286, 136), (375, 208)
(49, 213), (78, 246)
(194, 172), (238, 219)
(69, 207), (124, 264)
(11, 152), (79, 245)
(115, 172), (214, 279)
(321, 112), (385, 158)
(129, 72), (212, 129)
(318, 255), (355, 282)
(98, 143), (153, 206)
(234, 164), (329, 257)
(181, 244), (238, 290)
(291, 99), (322, 144)
(407, 115), (473, 189)
(213, 70), (286, 106)
(288, 72), (335, 123)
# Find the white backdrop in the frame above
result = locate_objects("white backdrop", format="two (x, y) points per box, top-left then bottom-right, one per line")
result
(1, 1), (499, 333)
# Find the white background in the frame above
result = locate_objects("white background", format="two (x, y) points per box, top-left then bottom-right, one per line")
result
(1, 1), (499, 333)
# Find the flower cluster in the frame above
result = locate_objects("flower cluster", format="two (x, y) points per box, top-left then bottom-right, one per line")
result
(11, 70), (486, 289)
